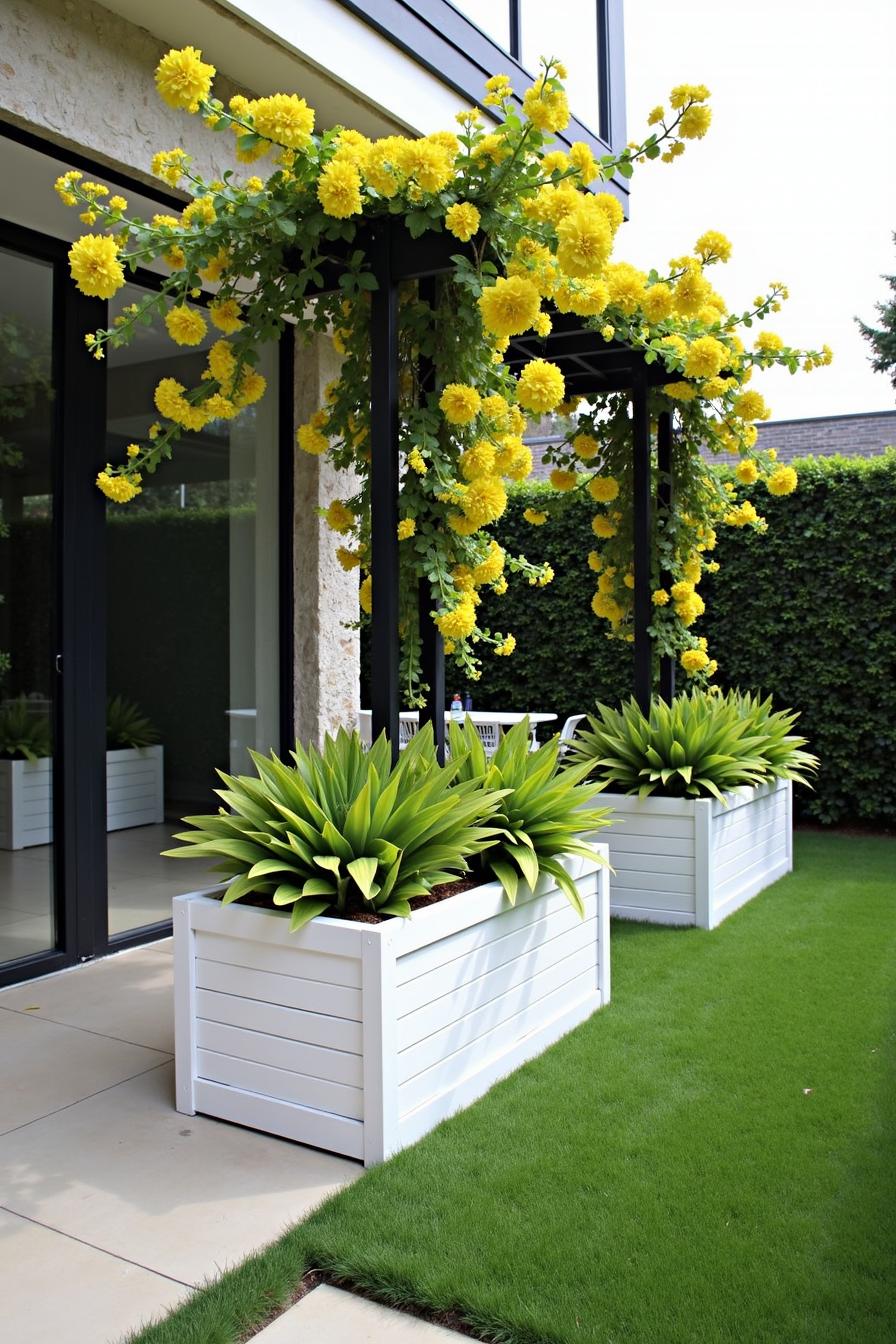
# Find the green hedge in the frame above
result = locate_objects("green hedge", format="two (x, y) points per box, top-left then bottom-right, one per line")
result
(468, 454), (896, 828)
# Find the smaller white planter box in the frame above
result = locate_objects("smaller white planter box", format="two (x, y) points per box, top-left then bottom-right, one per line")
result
(0, 746), (164, 849)
(174, 848), (610, 1167)
(583, 778), (792, 929)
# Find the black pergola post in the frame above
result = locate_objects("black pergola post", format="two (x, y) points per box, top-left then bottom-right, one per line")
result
(631, 365), (652, 714)
(369, 223), (401, 761)
(657, 409), (675, 703)
(416, 276), (446, 763)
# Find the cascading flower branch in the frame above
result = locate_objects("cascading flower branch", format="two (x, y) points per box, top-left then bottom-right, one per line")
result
(58, 46), (830, 699)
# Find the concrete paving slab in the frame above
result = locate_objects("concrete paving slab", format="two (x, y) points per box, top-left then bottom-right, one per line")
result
(0, 945), (175, 1052)
(0, 1062), (359, 1286)
(0, 1207), (190, 1344)
(251, 1284), (463, 1342)
(0, 1011), (170, 1134)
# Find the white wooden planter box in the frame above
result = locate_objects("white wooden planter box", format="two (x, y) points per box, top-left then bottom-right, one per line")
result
(173, 848), (610, 1167)
(0, 746), (164, 849)
(583, 779), (792, 929)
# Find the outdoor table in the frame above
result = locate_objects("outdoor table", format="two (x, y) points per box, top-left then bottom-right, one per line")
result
(399, 710), (557, 727)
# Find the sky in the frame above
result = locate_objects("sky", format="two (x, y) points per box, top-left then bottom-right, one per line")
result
(619, 0), (896, 420)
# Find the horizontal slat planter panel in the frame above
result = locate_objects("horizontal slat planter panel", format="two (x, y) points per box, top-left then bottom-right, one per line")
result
(605, 832), (695, 859)
(196, 1018), (363, 1088)
(610, 867), (694, 894)
(596, 813), (696, 840)
(713, 857), (791, 924)
(189, 900), (365, 958)
(195, 928), (362, 988)
(398, 990), (603, 1149)
(714, 817), (788, 885)
(712, 796), (785, 849)
(611, 903), (695, 926)
(399, 966), (598, 1116)
(397, 914), (597, 1052)
(715, 842), (790, 904)
(711, 782), (782, 818)
(195, 986), (362, 1053)
(397, 894), (592, 1017)
(196, 957), (362, 1020)
(396, 885), (575, 988)
(610, 882), (697, 913)
(605, 848), (695, 876)
(196, 1049), (364, 1121)
(193, 1079), (364, 1160)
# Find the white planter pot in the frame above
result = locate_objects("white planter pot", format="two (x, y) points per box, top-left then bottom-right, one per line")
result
(0, 745), (164, 849)
(173, 848), (610, 1167)
(584, 778), (792, 929)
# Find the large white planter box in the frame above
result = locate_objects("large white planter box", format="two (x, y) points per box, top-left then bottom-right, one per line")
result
(585, 778), (792, 929)
(0, 746), (164, 849)
(173, 848), (610, 1167)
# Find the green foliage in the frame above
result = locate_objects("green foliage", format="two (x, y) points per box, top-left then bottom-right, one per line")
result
(0, 696), (51, 761)
(856, 232), (896, 390)
(476, 456), (896, 826)
(448, 717), (609, 913)
(163, 726), (505, 927)
(568, 690), (817, 802)
(106, 694), (159, 750)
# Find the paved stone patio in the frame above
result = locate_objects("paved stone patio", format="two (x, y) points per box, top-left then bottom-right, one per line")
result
(0, 940), (455, 1342)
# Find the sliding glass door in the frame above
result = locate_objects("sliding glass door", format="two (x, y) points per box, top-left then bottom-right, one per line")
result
(0, 244), (57, 965)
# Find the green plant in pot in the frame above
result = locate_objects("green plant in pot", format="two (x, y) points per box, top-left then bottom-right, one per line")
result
(448, 717), (610, 914)
(163, 725), (507, 930)
(106, 695), (159, 750)
(0, 697), (52, 762)
(568, 689), (818, 803)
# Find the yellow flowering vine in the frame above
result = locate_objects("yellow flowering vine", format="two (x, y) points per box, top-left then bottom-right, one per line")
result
(59, 48), (829, 697)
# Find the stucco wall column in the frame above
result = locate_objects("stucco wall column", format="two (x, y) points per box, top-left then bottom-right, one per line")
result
(292, 334), (360, 746)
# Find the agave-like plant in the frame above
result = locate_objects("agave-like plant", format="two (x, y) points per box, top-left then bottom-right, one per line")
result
(732, 691), (819, 786)
(107, 694), (159, 750)
(448, 717), (610, 915)
(568, 690), (817, 803)
(163, 725), (506, 929)
(0, 697), (52, 762)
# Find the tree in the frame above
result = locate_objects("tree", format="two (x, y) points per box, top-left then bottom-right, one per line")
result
(857, 233), (896, 391)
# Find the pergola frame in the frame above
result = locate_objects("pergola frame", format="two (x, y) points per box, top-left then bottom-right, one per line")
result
(307, 218), (675, 761)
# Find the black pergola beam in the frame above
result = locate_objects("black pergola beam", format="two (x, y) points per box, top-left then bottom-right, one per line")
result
(657, 410), (675, 703)
(416, 276), (447, 763)
(631, 365), (652, 715)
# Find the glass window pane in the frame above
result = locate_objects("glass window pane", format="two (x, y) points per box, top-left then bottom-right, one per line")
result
(0, 247), (57, 964)
(450, 0), (512, 50)
(104, 284), (279, 935)
(520, 0), (600, 130)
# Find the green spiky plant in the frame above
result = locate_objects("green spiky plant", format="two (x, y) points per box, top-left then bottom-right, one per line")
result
(447, 717), (610, 915)
(106, 695), (159, 750)
(568, 689), (818, 803)
(0, 697), (52, 762)
(163, 724), (507, 930)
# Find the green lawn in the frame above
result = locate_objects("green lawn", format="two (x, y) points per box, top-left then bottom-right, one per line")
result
(133, 833), (896, 1344)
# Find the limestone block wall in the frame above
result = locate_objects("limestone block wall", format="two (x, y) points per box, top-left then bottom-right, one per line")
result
(0, 0), (243, 186)
(292, 335), (361, 746)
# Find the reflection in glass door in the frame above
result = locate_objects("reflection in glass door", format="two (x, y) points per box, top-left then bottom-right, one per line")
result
(104, 284), (280, 936)
(0, 246), (57, 963)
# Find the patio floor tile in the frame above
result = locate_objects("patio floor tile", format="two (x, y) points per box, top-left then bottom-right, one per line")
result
(0, 1062), (359, 1286)
(0, 1207), (190, 1344)
(0, 945), (176, 1053)
(251, 1284), (462, 1341)
(0, 1011), (170, 1134)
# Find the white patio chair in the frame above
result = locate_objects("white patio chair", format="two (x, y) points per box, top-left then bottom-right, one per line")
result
(357, 708), (372, 750)
(558, 714), (586, 755)
(398, 718), (419, 750)
(473, 720), (502, 758)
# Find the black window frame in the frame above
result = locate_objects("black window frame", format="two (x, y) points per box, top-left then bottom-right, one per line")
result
(0, 122), (295, 986)
(334, 0), (627, 207)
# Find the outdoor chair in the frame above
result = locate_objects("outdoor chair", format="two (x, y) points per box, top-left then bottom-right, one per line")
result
(473, 720), (502, 758)
(398, 718), (419, 750)
(558, 714), (586, 754)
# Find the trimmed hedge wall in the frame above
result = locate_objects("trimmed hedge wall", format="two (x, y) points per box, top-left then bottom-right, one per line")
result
(469, 454), (896, 828)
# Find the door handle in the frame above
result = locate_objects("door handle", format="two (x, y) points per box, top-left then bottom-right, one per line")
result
(55, 653), (63, 675)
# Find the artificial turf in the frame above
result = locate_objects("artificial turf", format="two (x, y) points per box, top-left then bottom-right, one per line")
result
(131, 833), (896, 1344)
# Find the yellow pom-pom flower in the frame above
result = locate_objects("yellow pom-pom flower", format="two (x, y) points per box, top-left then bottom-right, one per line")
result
(209, 299), (244, 334)
(397, 518), (416, 540)
(735, 459), (759, 485)
(523, 508), (548, 526)
(97, 470), (141, 503)
(495, 634), (516, 656)
(325, 499), (355, 534)
(588, 475), (619, 503)
(317, 160), (362, 218)
(592, 514), (617, 539)
(435, 598), (476, 640)
(766, 465), (798, 496)
(684, 336), (729, 381)
(573, 434), (600, 460)
(652, 589), (670, 606)
(549, 468), (578, 492)
(733, 390), (771, 422)
(252, 94), (315, 149)
(439, 383), (481, 425)
(459, 440), (496, 480)
(516, 358), (565, 413)
(164, 306), (208, 346)
(556, 203), (613, 279)
(445, 202), (481, 241)
(155, 46), (216, 113)
(359, 575), (372, 613)
(478, 275), (541, 338)
(68, 235), (125, 300)
(462, 476), (507, 526)
(694, 230), (732, 263)
(297, 423), (329, 455)
(681, 647), (710, 675)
